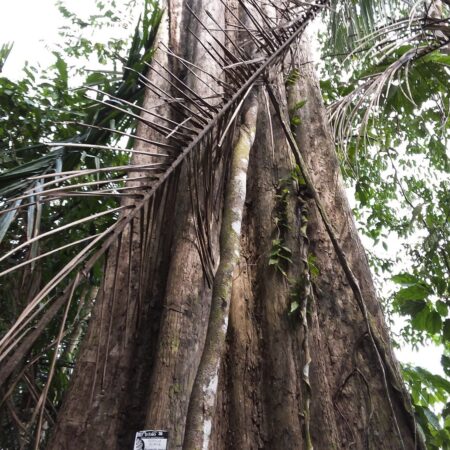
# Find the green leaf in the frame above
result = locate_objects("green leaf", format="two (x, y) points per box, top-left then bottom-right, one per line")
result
(307, 253), (320, 278)
(53, 55), (68, 84)
(409, 308), (442, 335)
(436, 301), (448, 317)
(395, 283), (432, 302)
(285, 68), (300, 86)
(290, 115), (301, 126)
(424, 52), (450, 67)
(86, 72), (108, 86)
(290, 301), (300, 314)
(441, 355), (450, 377)
(391, 273), (419, 286)
(443, 320), (450, 343)
(411, 307), (431, 331)
(278, 254), (293, 263)
(425, 310), (442, 335)
(397, 299), (427, 317)
(275, 265), (288, 277)
(443, 401), (450, 418)
(424, 407), (441, 430)
(290, 99), (307, 112)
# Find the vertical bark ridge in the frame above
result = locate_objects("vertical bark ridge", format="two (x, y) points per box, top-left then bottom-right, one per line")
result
(210, 34), (419, 450)
(213, 81), (308, 449)
(143, 1), (227, 447)
(46, 4), (179, 448)
(183, 90), (259, 450)
(287, 36), (421, 449)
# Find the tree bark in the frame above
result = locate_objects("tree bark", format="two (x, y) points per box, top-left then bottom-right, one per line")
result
(142, 1), (227, 448)
(46, 3), (179, 448)
(47, 0), (226, 448)
(208, 37), (420, 449)
(184, 90), (259, 450)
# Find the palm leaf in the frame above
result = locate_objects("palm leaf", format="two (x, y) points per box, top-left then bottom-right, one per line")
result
(328, 2), (450, 151)
(0, 1), (328, 444)
(326, 0), (410, 56)
(0, 42), (13, 73)
(0, 1), (163, 199)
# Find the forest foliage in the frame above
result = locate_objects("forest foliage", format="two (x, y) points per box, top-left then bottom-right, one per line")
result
(0, 0), (449, 448)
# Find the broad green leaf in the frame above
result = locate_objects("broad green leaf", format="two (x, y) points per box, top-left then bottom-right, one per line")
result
(395, 283), (432, 302)
(436, 301), (448, 317)
(397, 299), (426, 317)
(425, 311), (442, 335)
(424, 407), (441, 430)
(391, 273), (419, 286)
(412, 307), (432, 331)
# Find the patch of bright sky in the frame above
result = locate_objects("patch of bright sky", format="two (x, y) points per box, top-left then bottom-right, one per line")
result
(0, 1), (444, 375)
(0, 0), (135, 82)
(0, 0), (62, 79)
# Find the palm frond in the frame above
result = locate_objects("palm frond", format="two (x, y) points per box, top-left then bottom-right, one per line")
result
(0, 42), (13, 73)
(327, 0), (410, 56)
(0, 2), (163, 200)
(328, 3), (450, 151)
(0, 1), (328, 444)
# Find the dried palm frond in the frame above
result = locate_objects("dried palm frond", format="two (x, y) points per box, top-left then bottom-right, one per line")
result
(329, 2), (450, 152)
(0, 3), (328, 441)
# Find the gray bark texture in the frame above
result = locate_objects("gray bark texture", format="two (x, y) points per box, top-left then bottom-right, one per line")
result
(46, 2), (420, 450)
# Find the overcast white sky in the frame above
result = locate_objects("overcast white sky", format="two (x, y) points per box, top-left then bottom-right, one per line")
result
(0, 0), (131, 80)
(0, 0), (63, 79)
(0, 0), (444, 375)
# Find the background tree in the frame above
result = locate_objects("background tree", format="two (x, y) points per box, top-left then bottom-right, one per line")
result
(0, 0), (449, 449)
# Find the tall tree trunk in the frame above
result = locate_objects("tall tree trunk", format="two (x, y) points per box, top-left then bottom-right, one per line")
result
(208, 38), (420, 449)
(47, 1), (226, 448)
(47, 2), (422, 450)
(46, 3), (180, 448)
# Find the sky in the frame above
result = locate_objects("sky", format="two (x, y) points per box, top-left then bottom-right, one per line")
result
(0, 0), (132, 80)
(0, 0), (63, 79)
(0, 0), (444, 375)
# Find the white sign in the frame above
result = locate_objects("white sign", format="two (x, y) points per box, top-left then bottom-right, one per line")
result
(133, 430), (168, 450)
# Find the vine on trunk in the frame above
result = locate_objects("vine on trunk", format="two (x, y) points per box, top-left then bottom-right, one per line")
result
(267, 81), (424, 449)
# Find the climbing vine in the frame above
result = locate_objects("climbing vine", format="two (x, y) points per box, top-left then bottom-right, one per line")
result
(269, 162), (316, 449)
(269, 177), (293, 278)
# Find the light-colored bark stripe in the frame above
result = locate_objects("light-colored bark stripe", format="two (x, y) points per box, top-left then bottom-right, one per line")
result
(183, 90), (259, 450)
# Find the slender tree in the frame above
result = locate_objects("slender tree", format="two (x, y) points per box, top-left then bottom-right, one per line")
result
(1, 0), (449, 449)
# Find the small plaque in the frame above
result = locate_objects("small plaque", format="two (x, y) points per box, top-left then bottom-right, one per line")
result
(133, 430), (168, 450)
